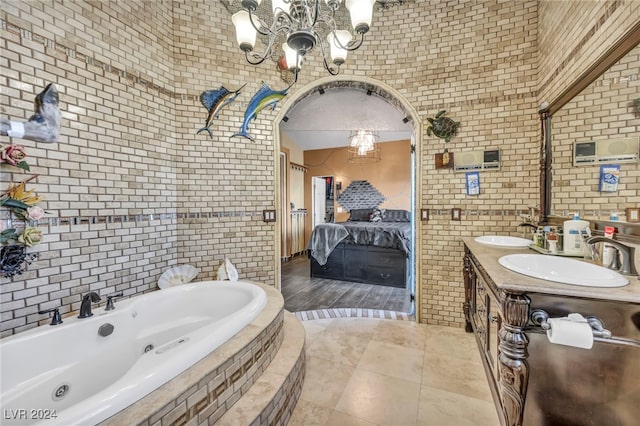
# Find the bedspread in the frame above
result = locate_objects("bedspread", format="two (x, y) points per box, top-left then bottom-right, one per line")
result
(309, 221), (411, 265)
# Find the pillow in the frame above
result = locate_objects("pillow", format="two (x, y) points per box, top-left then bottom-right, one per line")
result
(369, 208), (383, 222)
(382, 209), (411, 222)
(348, 208), (374, 221)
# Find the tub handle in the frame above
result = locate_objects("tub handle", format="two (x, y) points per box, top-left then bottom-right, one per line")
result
(39, 307), (63, 326)
(106, 292), (124, 311)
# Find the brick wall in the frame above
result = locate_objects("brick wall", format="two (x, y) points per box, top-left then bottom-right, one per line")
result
(1, 1), (638, 336)
(537, 0), (640, 106)
(1, 0), (179, 336)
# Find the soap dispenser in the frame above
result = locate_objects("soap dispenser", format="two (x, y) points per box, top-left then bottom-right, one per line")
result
(563, 213), (591, 256)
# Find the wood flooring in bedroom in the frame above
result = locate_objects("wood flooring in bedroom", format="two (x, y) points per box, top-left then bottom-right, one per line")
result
(281, 255), (413, 313)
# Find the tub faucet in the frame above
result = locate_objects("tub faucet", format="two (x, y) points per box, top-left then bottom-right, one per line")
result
(78, 292), (101, 318)
(584, 236), (637, 276)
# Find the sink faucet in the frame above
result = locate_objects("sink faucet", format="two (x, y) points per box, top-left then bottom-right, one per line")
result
(78, 292), (101, 318)
(584, 236), (637, 276)
(517, 223), (538, 239)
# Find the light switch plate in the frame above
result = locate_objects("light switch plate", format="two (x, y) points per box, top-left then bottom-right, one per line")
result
(451, 208), (461, 221)
(262, 210), (276, 222)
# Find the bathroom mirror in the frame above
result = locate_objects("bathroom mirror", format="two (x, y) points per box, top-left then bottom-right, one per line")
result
(547, 33), (640, 223)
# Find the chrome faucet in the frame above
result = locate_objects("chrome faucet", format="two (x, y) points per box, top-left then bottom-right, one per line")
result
(78, 292), (101, 318)
(584, 236), (637, 276)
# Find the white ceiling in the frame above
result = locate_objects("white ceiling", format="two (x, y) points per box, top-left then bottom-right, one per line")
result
(279, 88), (414, 151)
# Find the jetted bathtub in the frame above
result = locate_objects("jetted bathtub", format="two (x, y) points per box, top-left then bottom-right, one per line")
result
(0, 280), (267, 425)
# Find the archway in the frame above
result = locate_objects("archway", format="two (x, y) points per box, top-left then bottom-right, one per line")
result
(272, 76), (423, 321)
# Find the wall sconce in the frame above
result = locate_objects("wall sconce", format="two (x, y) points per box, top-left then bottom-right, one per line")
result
(336, 181), (342, 191)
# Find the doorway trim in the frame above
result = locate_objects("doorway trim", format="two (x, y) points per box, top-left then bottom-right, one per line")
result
(272, 75), (424, 322)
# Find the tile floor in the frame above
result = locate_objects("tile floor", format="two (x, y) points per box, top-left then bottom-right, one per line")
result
(288, 317), (501, 426)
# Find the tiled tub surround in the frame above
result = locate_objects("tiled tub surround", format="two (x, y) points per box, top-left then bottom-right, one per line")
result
(98, 282), (305, 426)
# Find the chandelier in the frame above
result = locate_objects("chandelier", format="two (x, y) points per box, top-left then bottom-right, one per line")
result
(349, 129), (378, 155)
(231, 0), (378, 80)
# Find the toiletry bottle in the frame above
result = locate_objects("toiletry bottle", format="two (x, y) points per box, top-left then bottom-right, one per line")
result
(563, 213), (590, 256)
(602, 226), (616, 267)
(547, 230), (558, 254)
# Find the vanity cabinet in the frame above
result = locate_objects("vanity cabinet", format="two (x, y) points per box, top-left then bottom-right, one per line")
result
(464, 246), (503, 409)
(463, 240), (640, 426)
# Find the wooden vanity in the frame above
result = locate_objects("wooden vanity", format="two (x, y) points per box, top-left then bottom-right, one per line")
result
(462, 237), (640, 426)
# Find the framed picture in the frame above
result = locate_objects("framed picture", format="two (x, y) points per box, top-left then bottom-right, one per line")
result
(626, 207), (639, 223)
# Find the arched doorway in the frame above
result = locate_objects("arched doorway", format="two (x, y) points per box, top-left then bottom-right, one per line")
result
(272, 76), (423, 321)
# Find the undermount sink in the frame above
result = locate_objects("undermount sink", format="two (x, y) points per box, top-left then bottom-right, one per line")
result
(474, 235), (532, 248)
(498, 254), (629, 287)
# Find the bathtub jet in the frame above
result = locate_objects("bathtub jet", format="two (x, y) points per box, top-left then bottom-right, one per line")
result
(0, 281), (267, 426)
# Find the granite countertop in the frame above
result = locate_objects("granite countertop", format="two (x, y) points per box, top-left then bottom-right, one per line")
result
(462, 237), (640, 304)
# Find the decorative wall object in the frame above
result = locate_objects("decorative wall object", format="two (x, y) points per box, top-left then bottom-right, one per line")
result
(197, 84), (246, 138)
(426, 110), (460, 142)
(435, 150), (454, 169)
(0, 177), (46, 278)
(0, 83), (60, 144)
(1, 144), (30, 171)
(337, 180), (386, 211)
(232, 82), (289, 141)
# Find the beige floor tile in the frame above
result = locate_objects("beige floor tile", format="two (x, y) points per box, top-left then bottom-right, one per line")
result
(417, 385), (500, 426)
(335, 369), (421, 426)
(305, 328), (371, 367)
(324, 317), (382, 339)
(325, 410), (378, 426)
(371, 319), (427, 350)
(299, 355), (356, 409)
(288, 399), (334, 426)
(302, 318), (334, 337)
(421, 351), (493, 402)
(424, 325), (480, 362)
(358, 340), (424, 383)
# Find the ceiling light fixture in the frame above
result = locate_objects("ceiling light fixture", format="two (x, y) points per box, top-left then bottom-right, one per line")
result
(231, 0), (378, 82)
(348, 130), (378, 155)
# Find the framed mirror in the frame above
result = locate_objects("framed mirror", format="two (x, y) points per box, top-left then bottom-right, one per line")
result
(545, 28), (640, 224)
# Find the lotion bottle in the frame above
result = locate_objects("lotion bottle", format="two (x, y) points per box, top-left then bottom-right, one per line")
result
(563, 213), (591, 256)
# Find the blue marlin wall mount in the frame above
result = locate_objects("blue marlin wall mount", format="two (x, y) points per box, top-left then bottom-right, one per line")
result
(197, 84), (246, 138)
(232, 82), (290, 141)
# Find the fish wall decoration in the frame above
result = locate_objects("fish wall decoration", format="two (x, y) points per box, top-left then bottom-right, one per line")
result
(232, 82), (289, 141)
(197, 84), (246, 138)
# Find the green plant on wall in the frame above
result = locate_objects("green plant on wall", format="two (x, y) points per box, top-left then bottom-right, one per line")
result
(426, 110), (460, 143)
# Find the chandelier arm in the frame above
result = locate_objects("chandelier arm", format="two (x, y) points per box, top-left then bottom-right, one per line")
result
(245, 50), (270, 66)
(332, 32), (365, 52)
(322, 57), (340, 76)
(311, 0), (321, 27)
(315, 29), (340, 76)
(247, 8), (272, 36)
(288, 67), (300, 89)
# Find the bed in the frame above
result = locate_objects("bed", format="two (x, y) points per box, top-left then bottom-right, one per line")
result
(308, 208), (411, 288)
